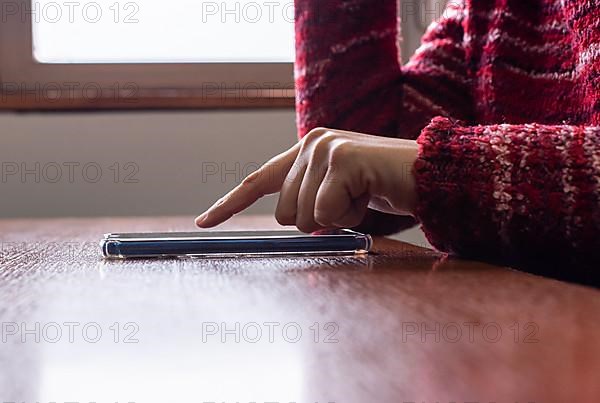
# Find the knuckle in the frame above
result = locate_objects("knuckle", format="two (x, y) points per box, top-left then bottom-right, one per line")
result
(304, 127), (330, 142)
(329, 140), (354, 163)
(302, 128), (347, 158)
(241, 169), (262, 186)
(304, 128), (342, 151)
(313, 132), (338, 151)
(214, 196), (228, 207)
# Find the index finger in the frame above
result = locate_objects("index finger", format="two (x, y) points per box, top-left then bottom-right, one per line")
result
(195, 143), (301, 228)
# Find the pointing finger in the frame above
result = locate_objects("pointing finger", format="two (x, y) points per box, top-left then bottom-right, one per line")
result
(196, 143), (301, 227)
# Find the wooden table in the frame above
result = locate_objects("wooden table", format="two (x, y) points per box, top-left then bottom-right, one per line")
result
(0, 216), (598, 403)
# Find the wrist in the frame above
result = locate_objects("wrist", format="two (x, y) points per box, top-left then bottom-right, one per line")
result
(403, 140), (419, 215)
(374, 138), (419, 216)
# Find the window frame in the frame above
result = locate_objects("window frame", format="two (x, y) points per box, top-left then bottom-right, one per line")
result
(0, 0), (295, 110)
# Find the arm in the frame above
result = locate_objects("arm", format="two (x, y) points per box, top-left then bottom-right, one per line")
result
(295, 0), (472, 234)
(295, 0), (472, 138)
(294, 0), (402, 137)
(414, 117), (600, 280)
(195, 117), (600, 283)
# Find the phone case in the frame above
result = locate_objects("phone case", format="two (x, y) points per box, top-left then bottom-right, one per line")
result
(100, 229), (372, 259)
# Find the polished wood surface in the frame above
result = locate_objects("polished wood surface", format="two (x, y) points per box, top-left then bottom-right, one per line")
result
(0, 216), (598, 403)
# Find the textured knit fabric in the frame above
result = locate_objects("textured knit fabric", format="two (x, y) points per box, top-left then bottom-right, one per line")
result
(294, 0), (600, 275)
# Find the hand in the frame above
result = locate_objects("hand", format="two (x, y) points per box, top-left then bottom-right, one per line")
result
(195, 128), (419, 233)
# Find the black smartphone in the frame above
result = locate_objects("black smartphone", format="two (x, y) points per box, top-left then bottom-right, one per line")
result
(100, 229), (372, 259)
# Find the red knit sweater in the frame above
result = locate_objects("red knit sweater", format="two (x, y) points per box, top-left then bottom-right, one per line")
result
(294, 0), (600, 277)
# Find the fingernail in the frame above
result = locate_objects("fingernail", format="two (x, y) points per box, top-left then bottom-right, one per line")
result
(195, 212), (208, 226)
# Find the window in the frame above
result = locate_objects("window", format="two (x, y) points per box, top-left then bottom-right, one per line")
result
(0, 0), (296, 109)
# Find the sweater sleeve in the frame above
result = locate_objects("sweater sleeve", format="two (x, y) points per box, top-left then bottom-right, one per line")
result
(294, 0), (472, 234)
(414, 117), (600, 277)
(294, 0), (472, 138)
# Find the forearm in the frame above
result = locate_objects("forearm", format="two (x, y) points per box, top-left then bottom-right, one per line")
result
(399, 0), (473, 138)
(295, 0), (403, 137)
(413, 117), (600, 277)
(295, 0), (472, 137)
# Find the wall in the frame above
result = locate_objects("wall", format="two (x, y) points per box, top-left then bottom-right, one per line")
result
(0, 1), (443, 247)
(0, 110), (297, 218)
(0, 109), (430, 246)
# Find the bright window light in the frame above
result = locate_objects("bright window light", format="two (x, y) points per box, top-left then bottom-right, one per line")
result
(31, 0), (295, 63)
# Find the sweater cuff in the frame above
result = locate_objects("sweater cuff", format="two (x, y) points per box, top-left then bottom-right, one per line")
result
(412, 116), (503, 257)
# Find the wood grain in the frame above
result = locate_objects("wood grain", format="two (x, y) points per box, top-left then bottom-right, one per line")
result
(0, 216), (598, 403)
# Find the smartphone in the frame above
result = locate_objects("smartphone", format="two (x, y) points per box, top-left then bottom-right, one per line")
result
(100, 229), (372, 259)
